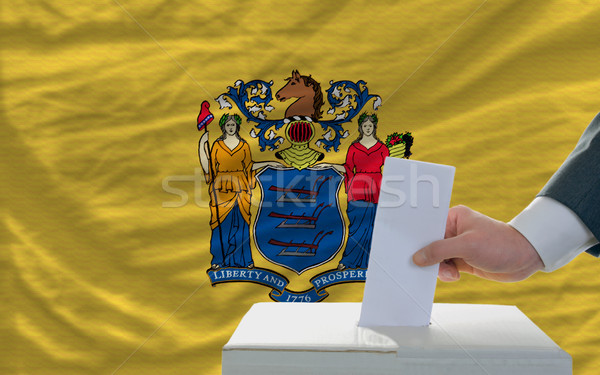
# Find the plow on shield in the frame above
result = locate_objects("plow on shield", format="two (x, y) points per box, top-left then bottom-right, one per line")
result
(253, 166), (345, 275)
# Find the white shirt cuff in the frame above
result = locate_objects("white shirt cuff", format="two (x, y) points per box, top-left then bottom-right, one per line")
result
(509, 196), (599, 272)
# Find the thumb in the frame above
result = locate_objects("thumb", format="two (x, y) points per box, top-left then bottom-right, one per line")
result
(413, 235), (469, 267)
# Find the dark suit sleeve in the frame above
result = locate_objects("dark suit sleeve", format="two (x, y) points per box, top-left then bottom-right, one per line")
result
(538, 112), (600, 256)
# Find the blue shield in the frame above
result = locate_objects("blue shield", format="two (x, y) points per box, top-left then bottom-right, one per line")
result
(254, 167), (345, 274)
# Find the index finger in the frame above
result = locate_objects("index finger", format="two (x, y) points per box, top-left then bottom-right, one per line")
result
(412, 235), (473, 267)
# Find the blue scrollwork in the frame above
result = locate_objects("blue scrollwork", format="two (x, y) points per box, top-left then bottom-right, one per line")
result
(215, 78), (381, 152)
(316, 80), (381, 152)
(215, 80), (285, 151)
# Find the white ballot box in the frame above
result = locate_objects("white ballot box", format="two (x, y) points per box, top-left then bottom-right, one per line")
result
(222, 302), (571, 375)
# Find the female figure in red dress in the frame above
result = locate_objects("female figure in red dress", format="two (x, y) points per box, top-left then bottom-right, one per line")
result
(339, 113), (389, 269)
(316, 113), (389, 269)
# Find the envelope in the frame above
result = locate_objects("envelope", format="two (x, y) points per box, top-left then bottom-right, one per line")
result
(359, 157), (455, 327)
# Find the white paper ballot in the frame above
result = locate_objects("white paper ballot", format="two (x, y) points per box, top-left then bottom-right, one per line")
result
(359, 157), (455, 327)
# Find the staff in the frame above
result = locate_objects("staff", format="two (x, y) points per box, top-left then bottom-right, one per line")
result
(197, 101), (225, 269)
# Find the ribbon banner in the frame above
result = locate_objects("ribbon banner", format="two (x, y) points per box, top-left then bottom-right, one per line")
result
(207, 267), (367, 303)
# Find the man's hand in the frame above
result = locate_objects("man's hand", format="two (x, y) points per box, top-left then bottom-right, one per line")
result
(412, 205), (545, 282)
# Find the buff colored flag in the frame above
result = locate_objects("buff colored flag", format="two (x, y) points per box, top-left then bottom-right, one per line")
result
(3, 1), (600, 374)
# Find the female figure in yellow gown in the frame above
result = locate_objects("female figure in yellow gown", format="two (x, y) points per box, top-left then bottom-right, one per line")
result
(199, 114), (280, 269)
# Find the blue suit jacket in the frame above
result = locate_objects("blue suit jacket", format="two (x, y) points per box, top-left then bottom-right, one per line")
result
(539, 112), (600, 256)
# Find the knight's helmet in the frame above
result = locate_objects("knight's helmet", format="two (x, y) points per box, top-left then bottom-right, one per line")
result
(277, 116), (323, 170)
(286, 116), (314, 145)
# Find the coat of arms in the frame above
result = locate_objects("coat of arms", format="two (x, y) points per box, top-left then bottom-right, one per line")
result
(196, 70), (413, 302)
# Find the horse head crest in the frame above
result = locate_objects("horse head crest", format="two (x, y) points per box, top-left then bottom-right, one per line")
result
(276, 70), (324, 121)
(216, 71), (381, 152)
